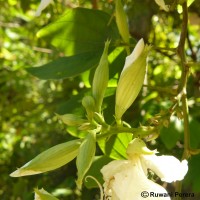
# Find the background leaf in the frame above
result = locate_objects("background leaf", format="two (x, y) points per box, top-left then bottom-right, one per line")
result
(37, 8), (120, 55)
(84, 155), (113, 189)
(27, 52), (101, 80)
(98, 133), (132, 160)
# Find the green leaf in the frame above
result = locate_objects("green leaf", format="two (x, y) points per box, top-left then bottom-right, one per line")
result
(76, 131), (96, 188)
(27, 52), (101, 80)
(189, 118), (200, 149)
(56, 90), (87, 115)
(160, 116), (183, 149)
(67, 126), (89, 139)
(37, 8), (120, 55)
(34, 188), (59, 200)
(84, 155), (112, 189)
(10, 139), (82, 177)
(184, 154), (200, 192)
(28, 8), (120, 80)
(98, 133), (132, 160)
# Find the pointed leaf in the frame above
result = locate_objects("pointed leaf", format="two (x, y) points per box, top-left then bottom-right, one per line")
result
(27, 52), (101, 80)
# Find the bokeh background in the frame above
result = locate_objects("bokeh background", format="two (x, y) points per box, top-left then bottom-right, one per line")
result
(0, 0), (200, 199)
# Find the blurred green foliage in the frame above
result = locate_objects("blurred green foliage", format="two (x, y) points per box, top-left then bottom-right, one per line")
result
(0, 0), (200, 199)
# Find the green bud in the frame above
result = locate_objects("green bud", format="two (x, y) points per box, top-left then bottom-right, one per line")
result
(57, 113), (86, 126)
(92, 41), (110, 112)
(10, 139), (82, 177)
(115, 39), (151, 120)
(115, 0), (130, 53)
(78, 122), (95, 131)
(126, 138), (155, 159)
(34, 188), (59, 200)
(93, 112), (105, 125)
(76, 131), (96, 189)
(82, 95), (96, 120)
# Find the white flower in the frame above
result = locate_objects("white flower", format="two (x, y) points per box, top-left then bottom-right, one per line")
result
(154, 0), (170, 12)
(101, 138), (188, 200)
(35, 0), (53, 16)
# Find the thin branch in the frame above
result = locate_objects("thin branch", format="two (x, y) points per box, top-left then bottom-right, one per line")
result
(175, 2), (190, 199)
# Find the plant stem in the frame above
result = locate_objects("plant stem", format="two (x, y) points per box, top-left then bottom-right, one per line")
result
(175, 1), (190, 199)
(177, 0), (190, 160)
(96, 125), (157, 140)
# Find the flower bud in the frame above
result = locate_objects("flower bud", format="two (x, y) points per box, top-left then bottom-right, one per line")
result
(10, 139), (81, 177)
(78, 122), (95, 131)
(92, 41), (110, 112)
(115, 0), (130, 53)
(76, 131), (96, 189)
(82, 96), (96, 120)
(34, 188), (59, 200)
(115, 38), (151, 120)
(57, 114), (86, 126)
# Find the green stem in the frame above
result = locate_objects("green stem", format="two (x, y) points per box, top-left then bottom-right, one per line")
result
(175, 1), (190, 199)
(177, 0), (190, 160)
(97, 125), (157, 140)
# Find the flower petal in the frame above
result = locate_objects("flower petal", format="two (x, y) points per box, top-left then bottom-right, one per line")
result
(142, 155), (188, 183)
(122, 38), (144, 72)
(101, 158), (170, 200)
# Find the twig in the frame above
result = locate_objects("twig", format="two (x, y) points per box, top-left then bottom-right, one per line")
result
(175, 2), (190, 199)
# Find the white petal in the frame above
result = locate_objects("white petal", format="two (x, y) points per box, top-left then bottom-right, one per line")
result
(142, 155), (188, 183)
(122, 38), (144, 72)
(101, 158), (170, 200)
(35, 0), (53, 16)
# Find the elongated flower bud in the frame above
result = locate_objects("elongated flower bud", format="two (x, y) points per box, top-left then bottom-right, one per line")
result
(92, 41), (110, 113)
(76, 131), (96, 189)
(115, 38), (151, 120)
(57, 114), (86, 126)
(34, 188), (59, 200)
(10, 139), (81, 177)
(82, 95), (96, 120)
(115, 0), (130, 53)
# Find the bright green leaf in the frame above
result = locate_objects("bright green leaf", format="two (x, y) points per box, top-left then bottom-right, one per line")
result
(98, 133), (132, 160)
